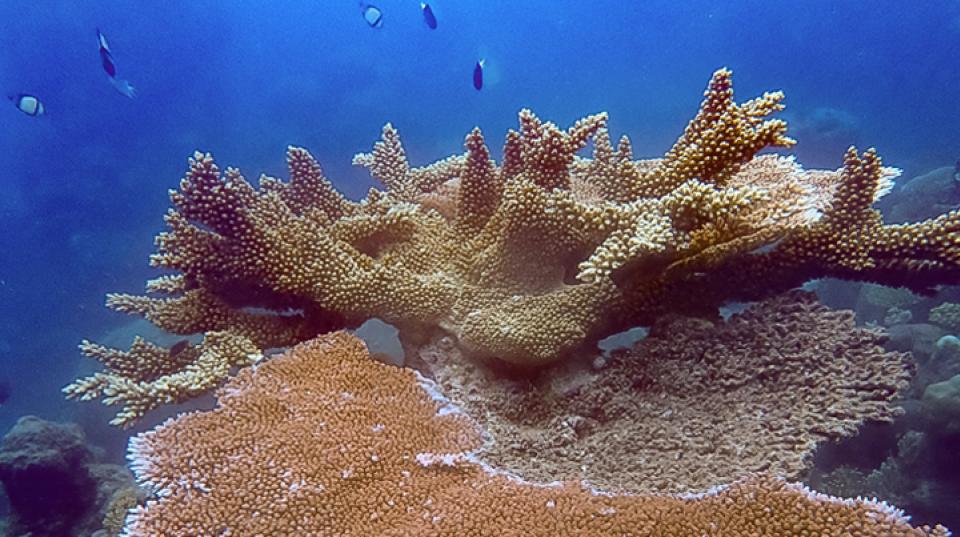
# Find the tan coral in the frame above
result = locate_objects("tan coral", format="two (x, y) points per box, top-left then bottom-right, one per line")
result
(102, 487), (143, 537)
(69, 68), (960, 425)
(352, 122), (464, 201)
(65, 331), (262, 428)
(415, 291), (912, 494)
(121, 332), (949, 536)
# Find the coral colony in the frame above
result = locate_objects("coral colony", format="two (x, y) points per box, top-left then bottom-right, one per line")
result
(66, 70), (956, 534)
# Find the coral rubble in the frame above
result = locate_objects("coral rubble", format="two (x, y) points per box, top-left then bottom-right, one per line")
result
(64, 68), (960, 430)
(122, 332), (948, 536)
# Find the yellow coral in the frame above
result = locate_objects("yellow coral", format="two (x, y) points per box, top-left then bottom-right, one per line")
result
(101, 487), (142, 537)
(65, 331), (262, 427)
(68, 68), (960, 425)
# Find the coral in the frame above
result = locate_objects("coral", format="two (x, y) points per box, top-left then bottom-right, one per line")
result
(930, 302), (960, 331)
(67, 68), (960, 425)
(885, 306), (914, 326)
(99, 487), (143, 537)
(922, 373), (960, 432)
(121, 332), (948, 536)
(65, 330), (264, 427)
(861, 283), (921, 309)
(813, 465), (872, 499)
(413, 291), (913, 493)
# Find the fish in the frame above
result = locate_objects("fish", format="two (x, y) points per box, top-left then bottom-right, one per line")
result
(421, 2), (437, 29)
(360, 2), (384, 28)
(169, 339), (191, 357)
(108, 78), (136, 98)
(8, 94), (45, 116)
(96, 28), (136, 98)
(96, 28), (117, 77)
(0, 380), (10, 405)
(473, 59), (484, 90)
(954, 159), (960, 184)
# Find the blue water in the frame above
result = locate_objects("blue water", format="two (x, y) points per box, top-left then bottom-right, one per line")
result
(0, 0), (959, 491)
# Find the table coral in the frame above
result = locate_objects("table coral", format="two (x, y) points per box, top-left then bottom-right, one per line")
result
(412, 291), (913, 494)
(120, 332), (949, 536)
(66, 68), (960, 426)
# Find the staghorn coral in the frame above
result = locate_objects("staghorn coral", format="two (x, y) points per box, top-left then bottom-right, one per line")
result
(65, 331), (263, 427)
(67, 68), (960, 426)
(413, 291), (913, 493)
(121, 332), (948, 536)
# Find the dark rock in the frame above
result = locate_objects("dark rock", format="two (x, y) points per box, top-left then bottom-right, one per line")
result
(886, 323), (945, 361)
(0, 416), (96, 536)
(885, 167), (960, 224)
(0, 417), (136, 537)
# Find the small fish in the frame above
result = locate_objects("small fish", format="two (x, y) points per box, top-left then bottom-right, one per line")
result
(8, 94), (44, 116)
(96, 28), (117, 77)
(360, 2), (384, 28)
(954, 159), (960, 184)
(0, 380), (10, 405)
(96, 28), (136, 98)
(169, 339), (191, 357)
(473, 59), (484, 91)
(421, 2), (437, 29)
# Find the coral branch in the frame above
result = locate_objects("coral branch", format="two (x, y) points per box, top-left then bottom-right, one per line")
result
(69, 68), (960, 425)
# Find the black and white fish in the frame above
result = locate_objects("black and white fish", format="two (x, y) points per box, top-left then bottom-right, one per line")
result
(473, 59), (484, 90)
(8, 94), (44, 116)
(359, 2), (384, 28)
(97, 28), (117, 77)
(96, 28), (136, 98)
(421, 2), (437, 29)
(169, 339), (191, 357)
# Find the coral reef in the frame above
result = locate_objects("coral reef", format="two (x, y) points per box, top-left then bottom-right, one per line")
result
(96, 486), (144, 537)
(930, 302), (960, 331)
(922, 374), (960, 432)
(805, 297), (960, 530)
(122, 332), (948, 536)
(860, 283), (922, 310)
(810, 405), (960, 530)
(0, 416), (136, 537)
(412, 291), (912, 493)
(64, 69), (960, 426)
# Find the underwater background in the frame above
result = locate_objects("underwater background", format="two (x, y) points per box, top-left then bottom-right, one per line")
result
(2, 0), (960, 534)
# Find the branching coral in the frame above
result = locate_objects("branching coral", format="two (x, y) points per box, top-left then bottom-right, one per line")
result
(66, 68), (960, 425)
(121, 332), (949, 536)
(64, 331), (262, 427)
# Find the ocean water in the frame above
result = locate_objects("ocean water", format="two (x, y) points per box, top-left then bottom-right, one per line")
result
(1, 0), (960, 534)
